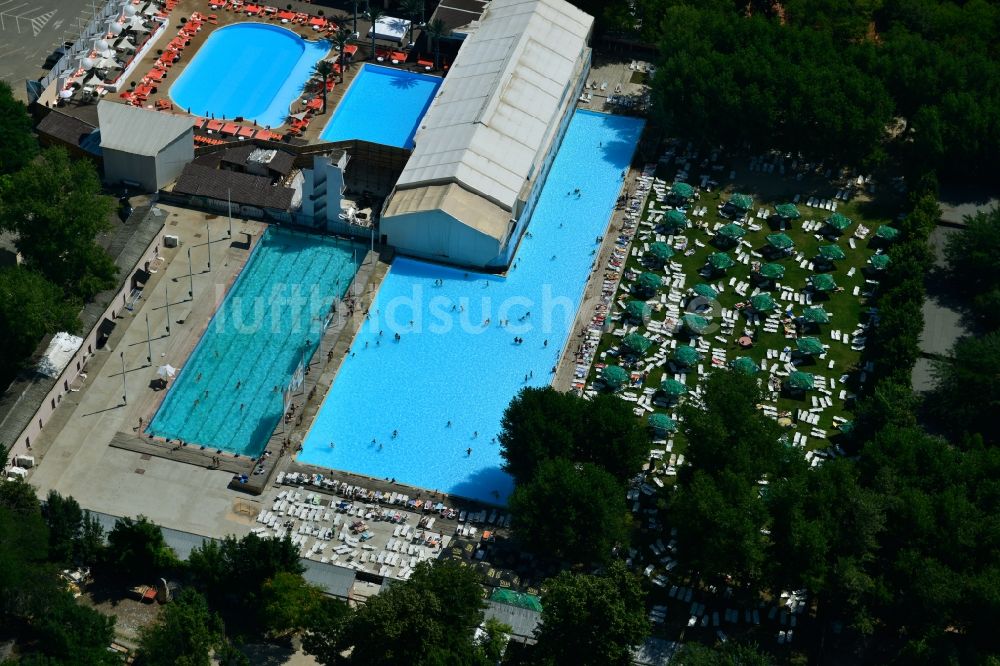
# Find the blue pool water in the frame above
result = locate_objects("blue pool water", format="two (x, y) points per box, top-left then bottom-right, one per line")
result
(149, 227), (363, 456)
(300, 111), (645, 502)
(169, 23), (330, 128)
(319, 64), (441, 148)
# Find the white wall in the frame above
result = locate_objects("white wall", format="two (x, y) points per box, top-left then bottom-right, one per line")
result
(103, 148), (158, 192)
(382, 210), (500, 267)
(154, 130), (194, 190)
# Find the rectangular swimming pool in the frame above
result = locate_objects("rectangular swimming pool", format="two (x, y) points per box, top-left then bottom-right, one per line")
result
(300, 111), (645, 502)
(149, 227), (364, 456)
(319, 64), (441, 149)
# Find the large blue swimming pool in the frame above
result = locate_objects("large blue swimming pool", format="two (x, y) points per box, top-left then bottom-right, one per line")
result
(300, 111), (645, 502)
(149, 228), (363, 456)
(169, 23), (330, 128)
(319, 64), (441, 149)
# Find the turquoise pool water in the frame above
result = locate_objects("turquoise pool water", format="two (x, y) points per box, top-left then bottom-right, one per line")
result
(300, 111), (645, 502)
(319, 64), (441, 149)
(169, 23), (330, 128)
(149, 227), (363, 456)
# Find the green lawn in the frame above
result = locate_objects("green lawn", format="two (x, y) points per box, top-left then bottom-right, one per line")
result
(588, 161), (900, 463)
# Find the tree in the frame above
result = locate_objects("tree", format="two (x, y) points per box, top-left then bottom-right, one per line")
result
(136, 588), (223, 666)
(944, 207), (1000, 328)
(261, 571), (326, 638)
(533, 561), (648, 666)
(508, 458), (627, 564)
(425, 18), (450, 71)
(0, 147), (117, 299)
(672, 641), (773, 665)
(106, 515), (175, 581)
(0, 266), (81, 380)
(0, 80), (38, 175)
(365, 5), (384, 63)
(0, 477), (42, 516)
(30, 594), (120, 665)
(930, 331), (1000, 446)
(301, 596), (352, 665)
(313, 60), (335, 114)
(42, 490), (84, 565)
(331, 27), (353, 83)
(307, 560), (485, 665)
(399, 0), (423, 44)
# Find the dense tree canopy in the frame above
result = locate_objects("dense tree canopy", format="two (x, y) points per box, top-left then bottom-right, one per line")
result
(42, 490), (103, 567)
(106, 515), (176, 581)
(532, 561), (649, 666)
(0, 81), (37, 176)
(0, 147), (117, 299)
(944, 207), (1000, 329)
(136, 588), (223, 666)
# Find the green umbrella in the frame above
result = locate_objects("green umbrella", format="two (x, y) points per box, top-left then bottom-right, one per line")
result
(648, 413), (677, 433)
(728, 193), (752, 211)
(708, 252), (735, 271)
(647, 242), (674, 262)
(876, 225), (900, 241)
(682, 314), (710, 334)
(758, 263), (785, 280)
(731, 356), (759, 375)
(625, 300), (651, 321)
(788, 371), (815, 391)
(672, 182), (694, 199)
(637, 272), (662, 292)
(663, 209), (688, 233)
(801, 306), (830, 324)
(818, 244), (846, 261)
(775, 203), (800, 219)
(602, 365), (629, 390)
(692, 283), (718, 300)
(796, 337), (825, 355)
(674, 345), (701, 367)
(717, 223), (747, 240)
(838, 420), (855, 435)
(766, 233), (794, 250)
(623, 332), (653, 355)
(751, 293), (777, 312)
(660, 378), (689, 397)
(826, 212), (852, 232)
(811, 273), (837, 292)
(870, 254), (891, 270)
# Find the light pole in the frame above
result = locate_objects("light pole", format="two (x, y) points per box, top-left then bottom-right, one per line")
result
(145, 313), (152, 363)
(227, 188), (233, 238)
(120, 351), (127, 405)
(206, 222), (212, 271)
(164, 280), (170, 335)
(187, 247), (194, 298)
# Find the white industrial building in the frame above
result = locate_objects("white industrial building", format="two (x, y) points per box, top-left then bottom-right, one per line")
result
(98, 101), (194, 192)
(380, 0), (593, 269)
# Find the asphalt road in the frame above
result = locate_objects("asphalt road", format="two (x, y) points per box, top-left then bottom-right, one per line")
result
(0, 0), (99, 100)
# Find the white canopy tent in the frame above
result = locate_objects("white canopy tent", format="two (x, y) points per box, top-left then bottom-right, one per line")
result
(368, 15), (411, 45)
(36, 332), (84, 379)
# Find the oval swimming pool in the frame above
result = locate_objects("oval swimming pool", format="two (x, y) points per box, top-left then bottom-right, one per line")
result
(169, 22), (330, 128)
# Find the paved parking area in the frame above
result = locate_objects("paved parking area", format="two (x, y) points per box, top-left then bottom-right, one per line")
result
(0, 0), (98, 100)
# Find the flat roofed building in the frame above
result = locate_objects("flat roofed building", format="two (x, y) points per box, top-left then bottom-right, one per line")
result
(380, 0), (593, 269)
(98, 101), (194, 192)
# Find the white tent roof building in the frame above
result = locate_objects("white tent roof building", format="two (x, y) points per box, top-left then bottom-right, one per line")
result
(381, 0), (593, 269)
(98, 101), (194, 192)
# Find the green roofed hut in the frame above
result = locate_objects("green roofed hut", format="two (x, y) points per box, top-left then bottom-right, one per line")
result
(692, 283), (718, 300)
(625, 300), (651, 322)
(717, 223), (747, 241)
(796, 337), (825, 355)
(826, 213), (852, 233)
(787, 371), (815, 391)
(774, 203), (800, 220)
(648, 413), (677, 435)
(728, 193), (753, 211)
(647, 242), (675, 262)
(708, 252), (735, 271)
(801, 306), (830, 324)
(870, 254), (891, 270)
(602, 365), (629, 391)
(636, 272), (662, 293)
(672, 182), (694, 200)
(674, 345), (701, 367)
(660, 378), (689, 398)
(751, 293), (777, 312)
(758, 263), (785, 280)
(489, 589), (543, 612)
(766, 233), (794, 250)
(818, 244), (846, 261)
(731, 356), (759, 375)
(683, 314), (710, 334)
(876, 225), (900, 241)
(663, 209), (688, 233)
(623, 333), (653, 355)
(811, 273), (837, 292)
